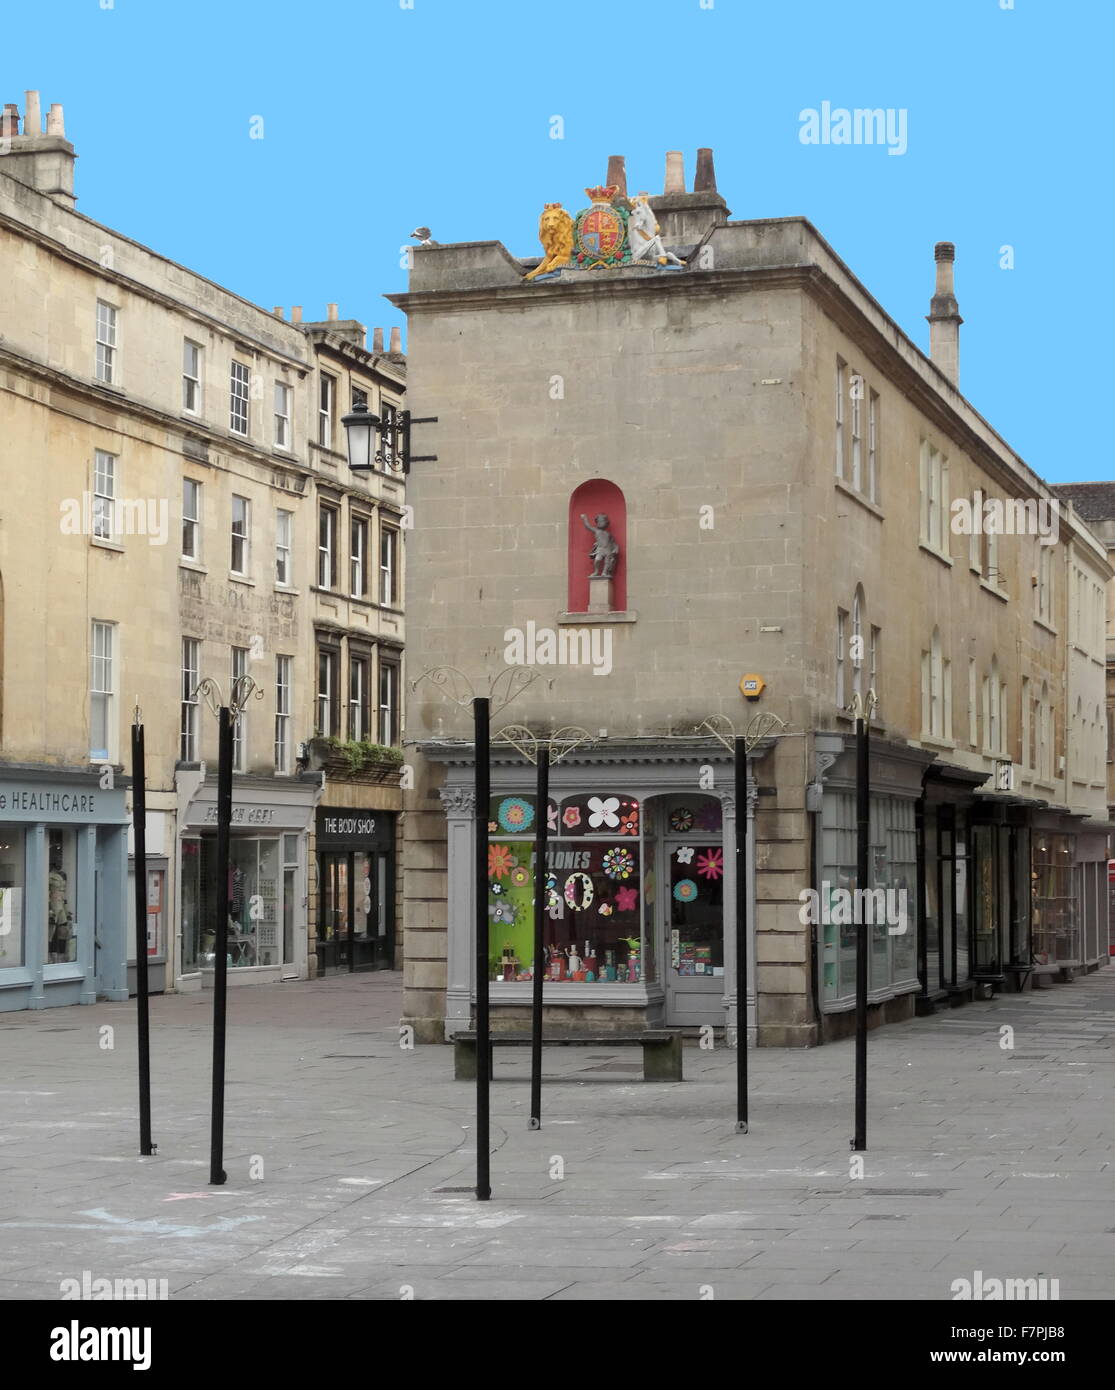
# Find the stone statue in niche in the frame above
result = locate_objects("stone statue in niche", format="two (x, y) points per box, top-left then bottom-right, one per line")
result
(581, 513), (620, 579)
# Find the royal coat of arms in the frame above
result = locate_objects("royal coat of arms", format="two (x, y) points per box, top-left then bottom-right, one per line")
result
(572, 185), (631, 269)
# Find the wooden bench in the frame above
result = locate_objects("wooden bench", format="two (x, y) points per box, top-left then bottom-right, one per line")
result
(452, 1030), (683, 1083)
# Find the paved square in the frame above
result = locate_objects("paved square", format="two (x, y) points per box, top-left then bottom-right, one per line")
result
(1, 968), (1113, 1300)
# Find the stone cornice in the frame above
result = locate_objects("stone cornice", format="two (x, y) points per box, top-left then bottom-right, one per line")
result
(0, 340), (317, 482)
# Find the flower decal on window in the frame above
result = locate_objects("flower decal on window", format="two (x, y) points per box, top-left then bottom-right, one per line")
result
(675, 846), (695, 865)
(673, 878), (698, 904)
(490, 902), (516, 926)
(498, 797), (534, 833)
(545, 872), (561, 911)
(615, 885), (639, 913)
(669, 807), (694, 833)
(488, 844), (514, 880)
(490, 880), (505, 897)
(696, 848), (724, 881)
(547, 802), (559, 832)
(618, 803), (639, 836)
(510, 865), (531, 888)
(602, 847), (635, 881)
(562, 806), (582, 829)
(598, 902), (614, 917)
(487, 821), (498, 833)
(586, 796), (621, 829)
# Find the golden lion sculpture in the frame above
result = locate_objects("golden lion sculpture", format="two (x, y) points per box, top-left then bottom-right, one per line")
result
(525, 203), (573, 280)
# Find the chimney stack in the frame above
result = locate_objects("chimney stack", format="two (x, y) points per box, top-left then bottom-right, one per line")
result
(389, 327), (403, 354)
(605, 154), (627, 199)
(291, 305), (302, 324)
(693, 147), (717, 193)
(663, 150), (686, 194)
(927, 241), (962, 387)
(372, 327), (384, 353)
(1, 91), (77, 207)
(327, 302), (338, 321)
(652, 146), (730, 250)
(272, 306), (284, 318)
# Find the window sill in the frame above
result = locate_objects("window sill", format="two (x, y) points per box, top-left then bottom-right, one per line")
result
(91, 536), (125, 554)
(229, 428), (251, 442)
(978, 579), (1009, 603)
(834, 477), (884, 520)
(274, 584), (299, 596)
(919, 734), (957, 752)
(310, 443), (346, 464)
(918, 542), (953, 569)
(0, 969), (34, 988)
(558, 611), (637, 625)
(228, 573), (255, 587)
(179, 559), (207, 574)
(43, 964), (84, 982)
(1033, 617), (1058, 637)
(93, 379), (125, 395)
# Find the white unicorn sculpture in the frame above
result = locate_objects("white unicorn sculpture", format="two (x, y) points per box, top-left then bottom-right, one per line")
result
(628, 193), (685, 267)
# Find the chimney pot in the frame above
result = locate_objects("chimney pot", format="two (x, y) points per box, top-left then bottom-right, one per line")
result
(663, 150), (685, 195)
(45, 103), (64, 138)
(272, 306), (284, 318)
(1, 104), (20, 139)
(389, 327), (403, 354)
(605, 154), (627, 199)
(291, 305), (302, 324)
(693, 147), (717, 194)
(372, 327), (384, 353)
(327, 302), (338, 321)
(24, 90), (41, 136)
(927, 242), (962, 387)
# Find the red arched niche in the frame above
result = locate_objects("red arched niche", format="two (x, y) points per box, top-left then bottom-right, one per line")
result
(568, 480), (627, 614)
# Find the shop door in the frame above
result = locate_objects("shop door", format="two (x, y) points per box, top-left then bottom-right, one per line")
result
(658, 797), (726, 1028)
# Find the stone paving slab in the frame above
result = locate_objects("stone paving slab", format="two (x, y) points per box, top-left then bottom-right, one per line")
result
(1, 968), (1115, 1300)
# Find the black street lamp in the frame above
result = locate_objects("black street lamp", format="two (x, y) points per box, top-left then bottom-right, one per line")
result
(341, 399), (438, 475)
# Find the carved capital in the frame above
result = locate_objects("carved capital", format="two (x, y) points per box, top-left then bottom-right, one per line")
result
(719, 793), (736, 817)
(815, 751), (838, 783)
(439, 786), (476, 818)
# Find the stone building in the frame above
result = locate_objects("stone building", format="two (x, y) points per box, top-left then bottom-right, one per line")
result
(394, 149), (1110, 1046)
(0, 91), (405, 1009)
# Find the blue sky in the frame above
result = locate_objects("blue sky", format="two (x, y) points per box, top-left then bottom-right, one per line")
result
(3, 0), (1109, 482)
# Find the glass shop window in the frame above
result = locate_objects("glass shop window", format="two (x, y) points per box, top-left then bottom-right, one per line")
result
(1032, 834), (1077, 965)
(127, 867), (165, 960)
(47, 829), (78, 964)
(663, 796), (725, 980)
(228, 837), (281, 968)
(0, 827), (26, 969)
(486, 791), (648, 984)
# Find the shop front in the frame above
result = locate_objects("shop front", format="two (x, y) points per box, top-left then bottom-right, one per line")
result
(1030, 815), (1110, 978)
(315, 807), (396, 974)
(429, 742), (754, 1038)
(177, 774), (318, 989)
(0, 767), (130, 1012)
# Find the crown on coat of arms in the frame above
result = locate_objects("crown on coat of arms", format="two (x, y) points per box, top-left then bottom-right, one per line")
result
(584, 185), (619, 203)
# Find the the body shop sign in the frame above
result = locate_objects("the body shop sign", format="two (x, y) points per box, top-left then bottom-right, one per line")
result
(316, 808), (392, 851)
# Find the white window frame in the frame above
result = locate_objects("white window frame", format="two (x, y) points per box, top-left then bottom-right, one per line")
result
(274, 381), (291, 450)
(867, 389), (879, 502)
(183, 340), (202, 414)
(351, 515), (368, 598)
(275, 654), (292, 774)
(95, 300), (117, 384)
(349, 654), (369, 742)
(835, 358), (846, 479)
(318, 504), (337, 589)
(182, 478), (201, 561)
(380, 524), (397, 606)
(93, 449), (116, 541)
(231, 646), (249, 771)
(90, 620), (116, 762)
(318, 374), (335, 449)
(275, 509), (293, 587)
(181, 638), (200, 763)
(378, 657), (399, 747)
(317, 646), (339, 737)
(230, 360), (250, 436)
(850, 374), (863, 492)
(231, 495), (250, 575)
(836, 608), (847, 709)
